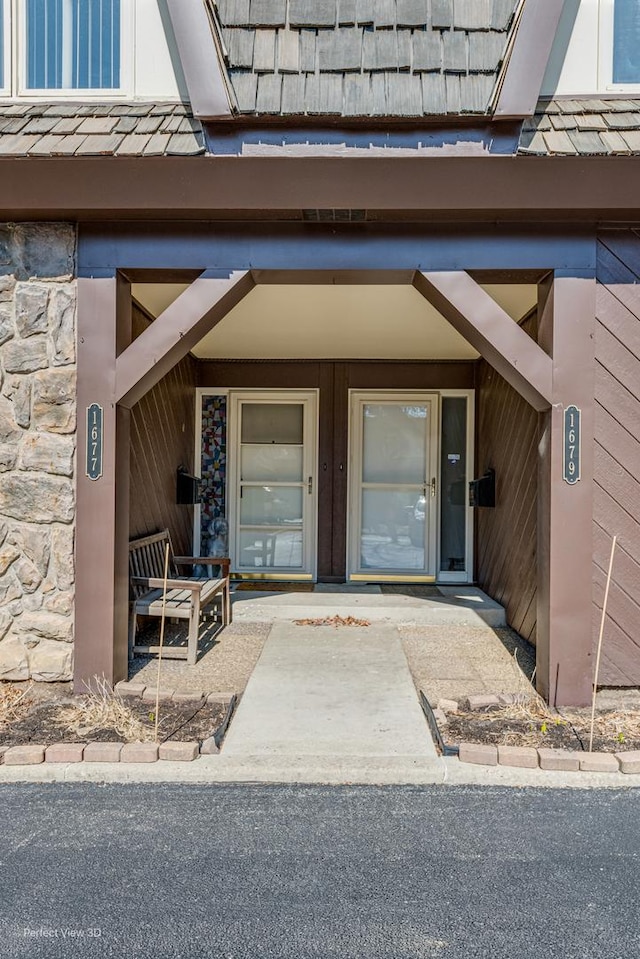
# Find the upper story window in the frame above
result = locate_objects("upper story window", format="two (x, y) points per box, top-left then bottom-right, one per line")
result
(0, 1), (8, 95)
(25, 0), (122, 91)
(598, 0), (640, 90)
(612, 0), (640, 83)
(0, 0), (131, 97)
(23, 0), (123, 93)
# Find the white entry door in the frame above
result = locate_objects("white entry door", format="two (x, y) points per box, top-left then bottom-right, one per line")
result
(348, 392), (439, 581)
(230, 392), (318, 579)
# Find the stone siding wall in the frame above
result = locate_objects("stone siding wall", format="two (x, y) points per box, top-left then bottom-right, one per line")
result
(0, 224), (76, 682)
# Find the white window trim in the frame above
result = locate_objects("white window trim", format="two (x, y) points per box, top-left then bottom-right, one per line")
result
(598, 0), (640, 92)
(13, 0), (134, 99)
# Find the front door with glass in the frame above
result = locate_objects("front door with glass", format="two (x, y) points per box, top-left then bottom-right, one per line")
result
(229, 392), (317, 579)
(348, 393), (439, 581)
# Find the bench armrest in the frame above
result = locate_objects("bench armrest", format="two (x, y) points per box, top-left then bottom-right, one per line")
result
(131, 576), (203, 592)
(174, 557), (230, 576)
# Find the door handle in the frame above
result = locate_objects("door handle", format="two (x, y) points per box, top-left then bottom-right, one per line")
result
(430, 477), (436, 498)
(308, 475), (313, 494)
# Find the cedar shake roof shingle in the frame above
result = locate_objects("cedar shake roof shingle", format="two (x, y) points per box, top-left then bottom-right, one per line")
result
(213, 0), (519, 116)
(0, 103), (205, 157)
(518, 99), (640, 156)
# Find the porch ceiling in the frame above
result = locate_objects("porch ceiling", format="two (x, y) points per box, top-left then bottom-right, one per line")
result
(131, 282), (537, 361)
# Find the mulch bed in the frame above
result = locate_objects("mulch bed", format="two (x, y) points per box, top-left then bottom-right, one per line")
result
(444, 710), (640, 754)
(0, 699), (228, 748)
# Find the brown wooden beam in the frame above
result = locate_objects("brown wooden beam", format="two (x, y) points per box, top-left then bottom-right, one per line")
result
(165, 0), (233, 118)
(413, 271), (553, 411)
(75, 275), (130, 692)
(115, 271), (254, 409)
(536, 273), (596, 707)
(494, 0), (568, 119)
(4, 156), (640, 222)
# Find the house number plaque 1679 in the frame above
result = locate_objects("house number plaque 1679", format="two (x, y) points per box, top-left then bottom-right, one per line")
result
(86, 404), (104, 481)
(563, 405), (581, 485)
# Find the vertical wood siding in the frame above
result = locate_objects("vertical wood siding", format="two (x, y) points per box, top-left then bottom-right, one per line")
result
(475, 313), (538, 645)
(129, 303), (197, 556)
(594, 232), (640, 685)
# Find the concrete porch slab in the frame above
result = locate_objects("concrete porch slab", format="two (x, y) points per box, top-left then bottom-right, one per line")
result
(221, 623), (438, 763)
(230, 585), (506, 627)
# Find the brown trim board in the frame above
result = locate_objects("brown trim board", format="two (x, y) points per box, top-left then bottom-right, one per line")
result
(494, 0), (568, 119)
(5, 157), (640, 221)
(165, 0), (233, 118)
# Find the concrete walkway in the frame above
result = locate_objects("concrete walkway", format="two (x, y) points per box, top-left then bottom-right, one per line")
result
(221, 622), (438, 776)
(231, 585), (506, 627)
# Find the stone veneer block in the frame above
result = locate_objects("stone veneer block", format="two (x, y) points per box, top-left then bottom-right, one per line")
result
(45, 742), (84, 763)
(579, 752), (620, 773)
(466, 694), (500, 711)
(458, 742), (498, 766)
(120, 742), (159, 763)
(115, 681), (146, 697)
(83, 742), (123, 763)
(498, 745), (539, 768)
(142, 687), (174, 703)
(158, 741), (200, 762)
(616, 750), (640, 774)
(537, 748), (580, 771)
(171, 691), (205, 704)
(4, 744), (45, 765)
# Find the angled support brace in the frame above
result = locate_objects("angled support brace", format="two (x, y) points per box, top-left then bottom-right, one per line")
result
(413, 271), (553, 412)
(116, 271), (255, 409)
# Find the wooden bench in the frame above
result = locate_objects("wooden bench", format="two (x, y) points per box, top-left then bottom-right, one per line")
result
(128, 529), (231, 666)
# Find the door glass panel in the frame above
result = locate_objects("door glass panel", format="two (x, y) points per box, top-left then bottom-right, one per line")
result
(241, 404), (303, 445)
(440, 397), (467, 573)
(241, 445), (303, 483)
(238, 530), (303, 568)
(360, 489), (425, 570)
(362, 404), (427, 484)
(240, 486), (303, 526)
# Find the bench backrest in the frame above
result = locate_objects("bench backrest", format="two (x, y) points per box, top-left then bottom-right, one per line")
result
(128, 530), (178, 598)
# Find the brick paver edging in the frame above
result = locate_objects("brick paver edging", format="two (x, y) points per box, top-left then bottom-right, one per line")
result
(434, 694), (640, 774)
(0, 689), (237, 767)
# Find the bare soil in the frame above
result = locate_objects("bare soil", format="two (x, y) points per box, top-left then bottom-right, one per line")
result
(444, 708), (640, 753)
(0, 688), (230, 747)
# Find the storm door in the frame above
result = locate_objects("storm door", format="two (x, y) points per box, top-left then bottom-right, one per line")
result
(229, 392), (318, 579)
(348, 393), (439, 581)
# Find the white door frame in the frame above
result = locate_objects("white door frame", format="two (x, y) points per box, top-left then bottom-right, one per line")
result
(347, 390), (441, 582)
(227, 389), (319, 580)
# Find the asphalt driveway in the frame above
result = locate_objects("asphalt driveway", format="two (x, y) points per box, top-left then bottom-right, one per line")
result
(0, 784), (638, 958)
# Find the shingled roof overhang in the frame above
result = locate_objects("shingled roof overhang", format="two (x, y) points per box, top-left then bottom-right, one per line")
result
(3, 153), (640, 224)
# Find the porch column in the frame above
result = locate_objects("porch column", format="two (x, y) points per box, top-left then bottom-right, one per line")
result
(537, 272), (596, 706)
(74, 275), (131, 692)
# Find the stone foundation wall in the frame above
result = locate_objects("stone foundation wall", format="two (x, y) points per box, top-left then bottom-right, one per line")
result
(0, 224), (76, 682)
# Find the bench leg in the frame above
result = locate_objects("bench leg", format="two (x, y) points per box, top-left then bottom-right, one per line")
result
(225, 581), (232, 625)
(128, 609), (137, 661)
(187, 598), (200, 666)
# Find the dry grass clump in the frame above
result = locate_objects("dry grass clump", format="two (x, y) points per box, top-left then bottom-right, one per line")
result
(57, 678), (154, 743)
(0, 683), (33, 729)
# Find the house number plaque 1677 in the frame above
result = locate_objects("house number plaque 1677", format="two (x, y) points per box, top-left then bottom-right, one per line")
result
(86, 404), (104, 481)
(563, 405), (581, 485)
